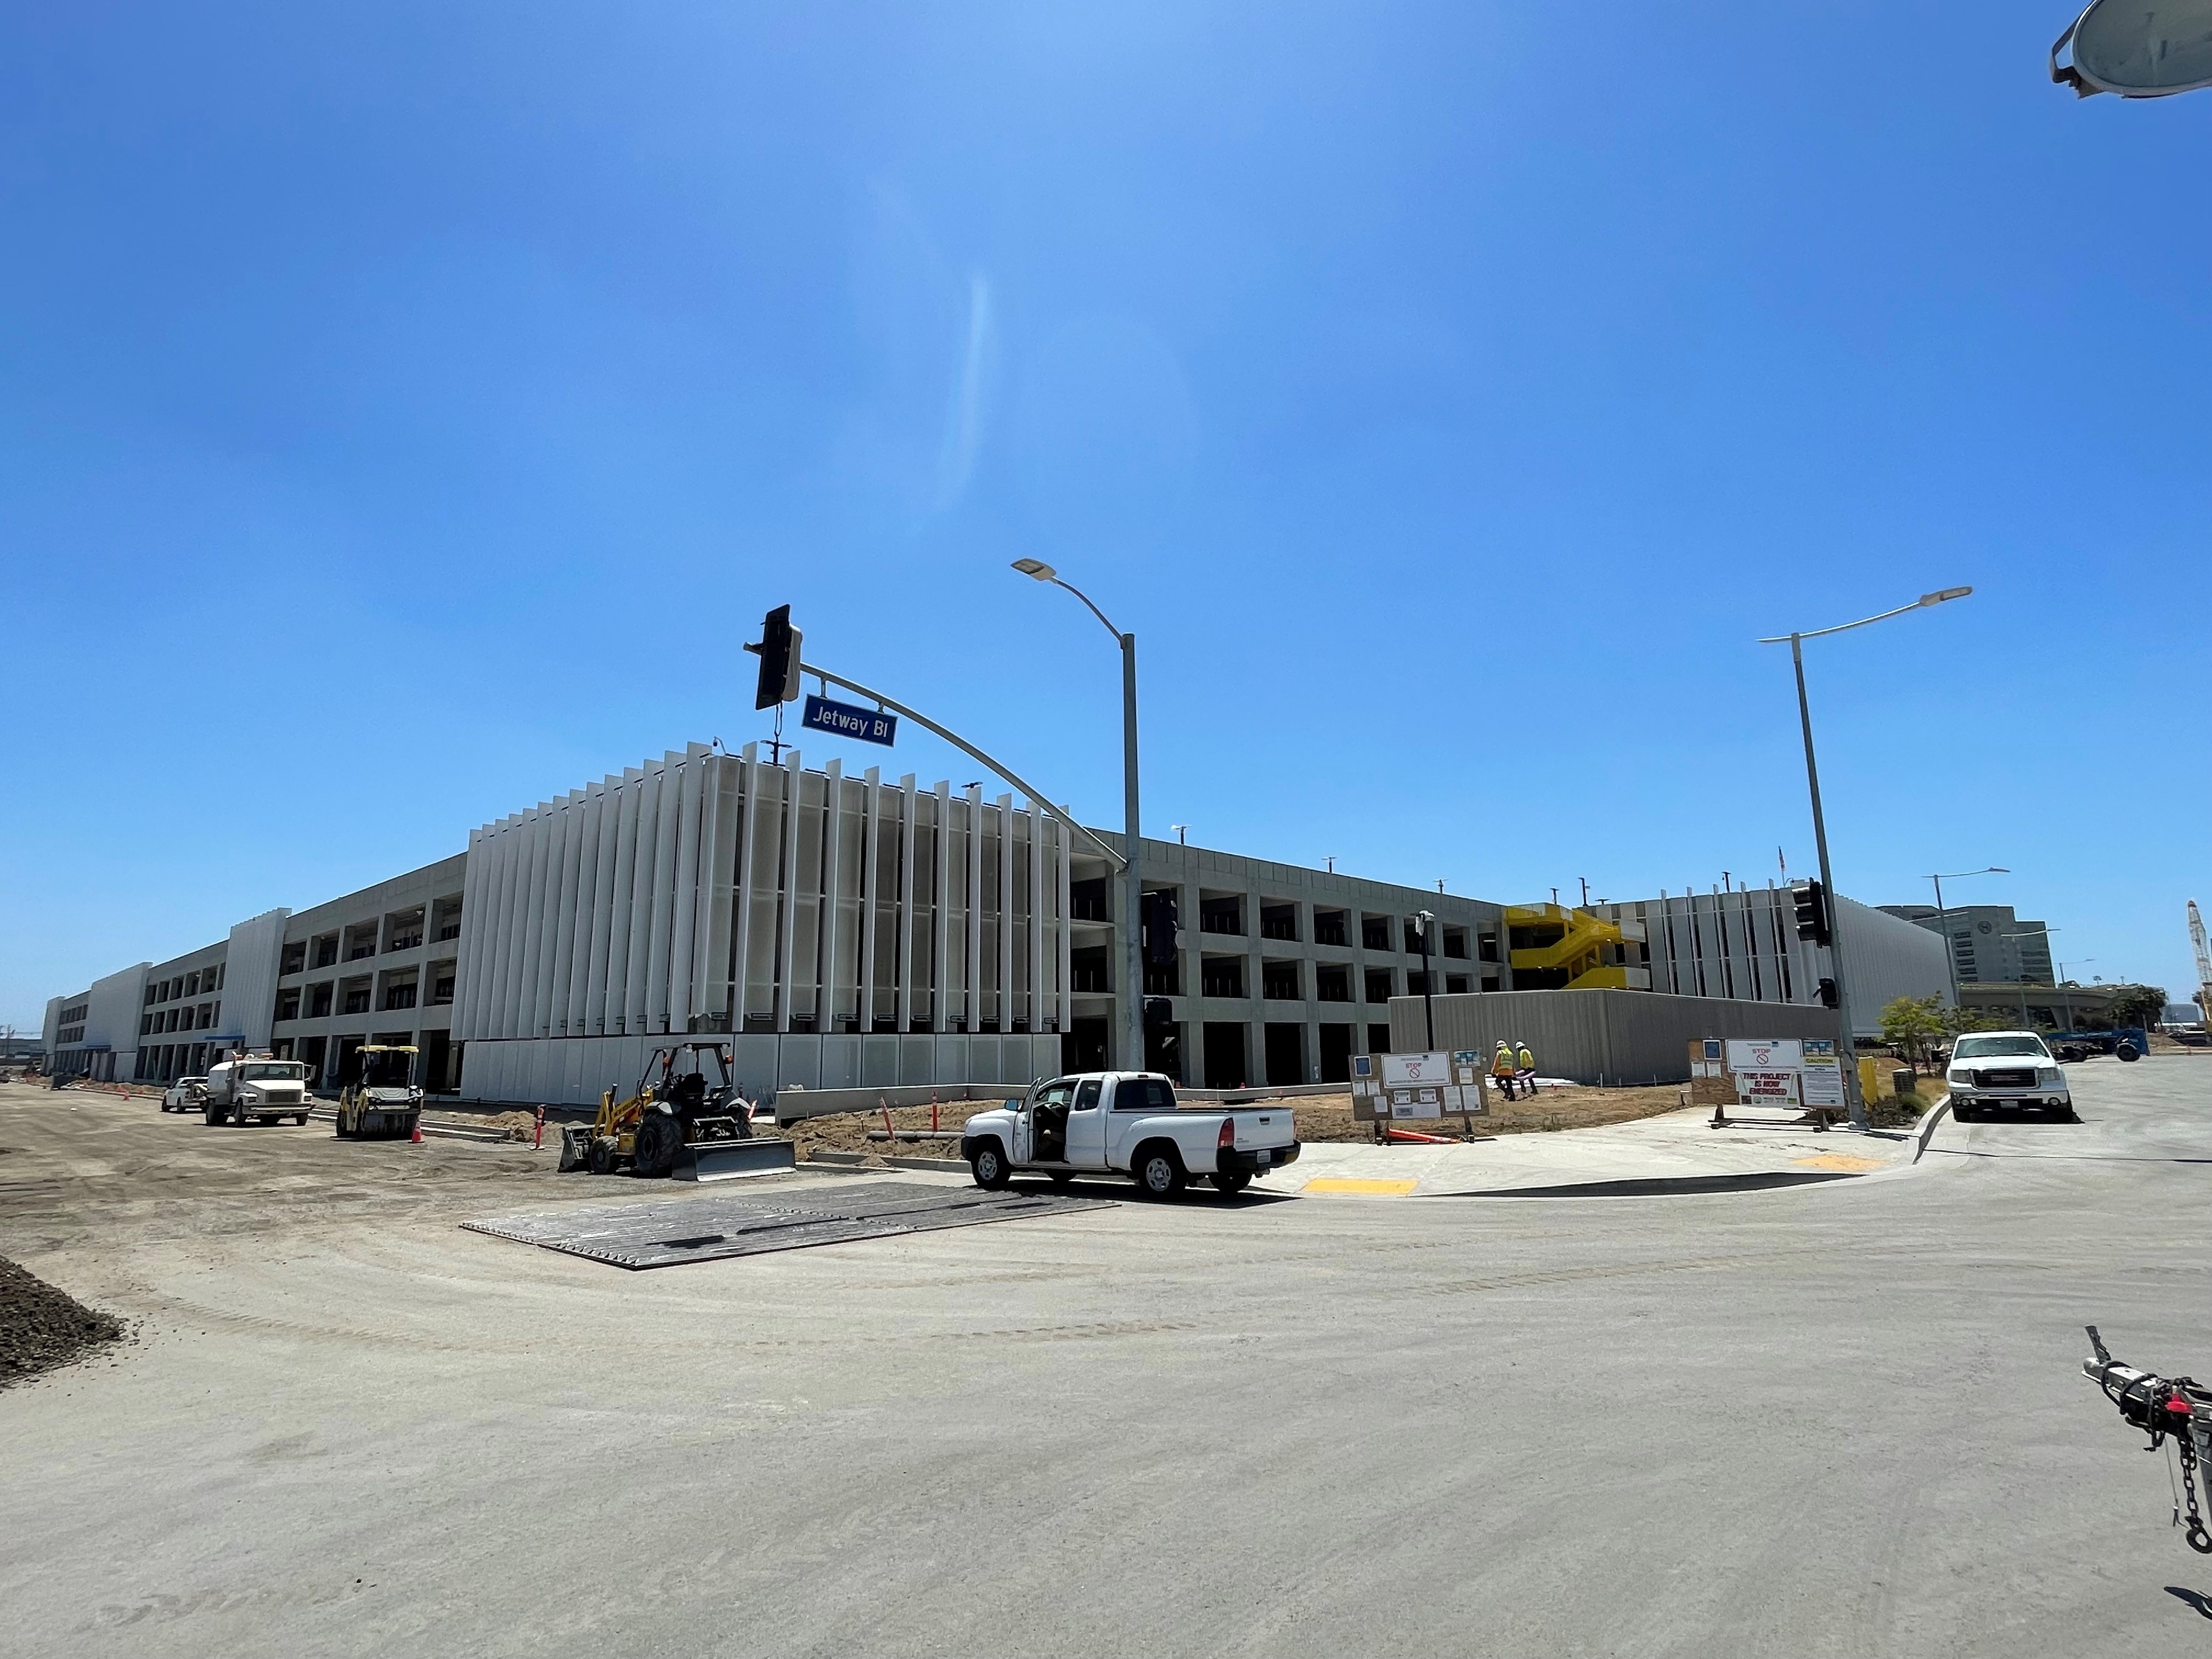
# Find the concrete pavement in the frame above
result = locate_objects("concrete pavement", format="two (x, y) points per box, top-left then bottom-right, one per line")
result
(1290, 1099), (1931, 1196)
(2, 1057), (2207, 1657)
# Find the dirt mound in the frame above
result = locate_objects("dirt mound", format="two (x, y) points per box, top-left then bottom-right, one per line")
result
(1, 1257), (126, 1388)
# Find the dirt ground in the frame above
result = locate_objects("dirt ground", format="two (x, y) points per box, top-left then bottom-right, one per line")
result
(0, 1255), (127, 1387)
(1291, 1082), (1690, 1142)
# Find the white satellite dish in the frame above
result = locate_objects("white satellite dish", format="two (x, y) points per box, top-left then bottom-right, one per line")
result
(2053, 0), (2212, 97)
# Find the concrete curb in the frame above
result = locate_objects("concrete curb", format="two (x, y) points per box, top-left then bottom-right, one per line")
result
(1908, 1095), (1953, 1163)
(302, 1107), (516, 1145)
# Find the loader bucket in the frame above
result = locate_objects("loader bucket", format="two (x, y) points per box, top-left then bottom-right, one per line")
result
(674, 1137), (797, 1183)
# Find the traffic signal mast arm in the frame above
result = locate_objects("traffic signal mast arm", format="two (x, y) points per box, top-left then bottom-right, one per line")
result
(744, 625), (1126, 873)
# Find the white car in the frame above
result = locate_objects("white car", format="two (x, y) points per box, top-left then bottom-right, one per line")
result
(160, 1075), (209, 1113)
(962, 1071), (1301, 1198)
(1948, 1032), (2076, 1122)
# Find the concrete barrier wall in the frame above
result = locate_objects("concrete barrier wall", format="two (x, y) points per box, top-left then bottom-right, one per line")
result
(1387, 990), (1845, 1086)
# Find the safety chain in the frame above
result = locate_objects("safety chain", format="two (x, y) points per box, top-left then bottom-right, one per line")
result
(2180, 1440), (2212, 1555)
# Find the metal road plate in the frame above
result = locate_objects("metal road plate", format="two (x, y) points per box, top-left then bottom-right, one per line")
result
(462, 1181), (1115, 1269)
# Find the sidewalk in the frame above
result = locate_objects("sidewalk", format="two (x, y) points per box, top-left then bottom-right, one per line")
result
(1289, 1103), (1921, 1198)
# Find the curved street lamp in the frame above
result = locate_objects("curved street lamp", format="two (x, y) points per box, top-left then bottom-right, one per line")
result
(1011, 558), (1144, 1071)
(1760, 588), (1973, 1127)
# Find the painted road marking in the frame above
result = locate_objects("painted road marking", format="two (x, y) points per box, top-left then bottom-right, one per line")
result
(1302, 1177), (1420, 1196)
(1791, 1154), (1886, 1173)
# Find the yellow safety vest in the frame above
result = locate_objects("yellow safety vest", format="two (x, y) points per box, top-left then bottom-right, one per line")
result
(1492, 1048), (1515, 1076)
(1516, 1046), (1534, 1070)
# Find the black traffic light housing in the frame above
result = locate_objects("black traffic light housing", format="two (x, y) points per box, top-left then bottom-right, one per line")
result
(1141, 890), (1180, 965)
(1142, 997), (1174, 1030)
(1791, 879), (1832, 946)
(1817, 977), (1839, 1009)
(751, 604), (803, 710)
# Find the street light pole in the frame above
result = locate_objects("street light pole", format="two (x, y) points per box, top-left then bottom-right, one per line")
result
(1415, 910), (1437, 1052)
(1012, 559), (1146, 1073)
(1762, 586), (1973, 1131)
(2001, 927), (2052, 1029)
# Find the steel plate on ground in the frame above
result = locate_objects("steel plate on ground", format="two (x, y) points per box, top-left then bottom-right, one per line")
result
(461, 1181), (1116, 1269)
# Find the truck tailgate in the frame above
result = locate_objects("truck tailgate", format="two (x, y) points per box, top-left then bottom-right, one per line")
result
(1227, 1107), (1296, 1150)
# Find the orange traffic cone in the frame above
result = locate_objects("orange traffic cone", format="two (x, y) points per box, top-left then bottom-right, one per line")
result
(410, 1118), (424, 1144)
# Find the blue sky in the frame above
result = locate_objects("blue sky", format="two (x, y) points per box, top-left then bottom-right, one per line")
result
(4, 2), (2207, 1029)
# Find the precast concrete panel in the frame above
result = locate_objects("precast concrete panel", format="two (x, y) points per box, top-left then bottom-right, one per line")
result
(698, 756), (741, 1028)
(959, 786), (980, 1032)
(896, 774), (917, 1033)
(931, 781), (951, 1032)
(774, 754), (804, 1033)
(818, 761), (845, 1037)
(731, 748), (761, 1032)
(1026, 802), (1045, 1036)
(225, 908), (291, 1052)
(789, 769), (826, 1028)
(858, 766), (881, 1031)
(545, 792), (584, 1036)
(512, 805), (553, 1037)
(664, 745), (709, 1034)
(998, 795), (1015, 1034)
(603, 770), (644, 1035)
(644, 752), (686, 1035)
(1056, 817), (1073, 1037)
(563, 783), (604, 1032)
(624, 762), (662, 1037)
(582, 780), (619, 1032)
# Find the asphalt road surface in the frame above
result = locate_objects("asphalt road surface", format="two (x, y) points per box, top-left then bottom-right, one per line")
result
(2, 1058), (2208, 1657)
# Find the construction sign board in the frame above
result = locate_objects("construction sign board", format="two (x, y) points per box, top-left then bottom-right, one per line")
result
(1799, 1039), (1845, 1108)
(1735, 1069), (1801, 1104)
(1353, 1052), (1488, 1122)
(1725, 1039), (1802, 1073)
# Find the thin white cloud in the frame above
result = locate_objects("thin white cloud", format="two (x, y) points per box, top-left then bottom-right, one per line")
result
(936, 273), (994, 509)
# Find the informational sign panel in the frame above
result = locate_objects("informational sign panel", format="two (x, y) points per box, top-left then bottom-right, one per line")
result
(1735, 1070), (1801, 1104)
(1799, 1039), (1845, 1108)
(1725, 1038), (1802, 1073)
(801, 694), (898, 747)
(1354, 1053), (1486, 1121)
(1382, 1052), (1451, 1087)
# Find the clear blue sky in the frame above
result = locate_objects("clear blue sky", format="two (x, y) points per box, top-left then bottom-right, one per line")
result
(4, 2), (2207, 1030)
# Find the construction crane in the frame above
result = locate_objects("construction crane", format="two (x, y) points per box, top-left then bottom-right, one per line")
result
(2191, 900), (2212, 1025)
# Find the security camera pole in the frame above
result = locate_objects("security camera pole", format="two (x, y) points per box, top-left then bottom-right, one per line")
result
(1012, 559), (1145, 1073)
(1761, 586), (1973, 1128)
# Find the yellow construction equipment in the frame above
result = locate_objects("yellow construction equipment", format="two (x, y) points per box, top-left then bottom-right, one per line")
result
(1506, 903), (1641, 990)
(558, 1042), (757, 1180)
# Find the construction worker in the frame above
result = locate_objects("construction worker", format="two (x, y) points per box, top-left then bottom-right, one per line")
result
(1492, 1040), (1517, 1101)
(1515, 1040), (1537, 1096)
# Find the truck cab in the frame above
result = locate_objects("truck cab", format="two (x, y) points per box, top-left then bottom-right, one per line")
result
(202, 1058), (312, 1126)
(961, 1071), (1300, 1199)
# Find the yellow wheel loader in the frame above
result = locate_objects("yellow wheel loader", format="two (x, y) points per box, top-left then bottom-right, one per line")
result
(558, 1042), (758, 1180)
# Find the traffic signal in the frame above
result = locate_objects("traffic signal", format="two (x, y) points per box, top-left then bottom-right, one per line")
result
(1791, 879), (1832, 946)
(1817, 977), (1839, 1009)
(1142, 997), (1174, 1030)
(751, 604), (802, 710)
(1141, 890), (1180, 964)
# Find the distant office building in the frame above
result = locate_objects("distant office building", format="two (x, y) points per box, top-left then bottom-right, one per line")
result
(1593, 887), (1951, 1039)
(1877, 903), (2053, 985)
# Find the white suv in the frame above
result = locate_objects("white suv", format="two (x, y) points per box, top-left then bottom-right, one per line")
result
(1948, 1032), (2076, 1122)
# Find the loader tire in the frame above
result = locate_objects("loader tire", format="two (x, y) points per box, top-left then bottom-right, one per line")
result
(633, 1113), (679, 1179)
(588, 1136), (617, 1176)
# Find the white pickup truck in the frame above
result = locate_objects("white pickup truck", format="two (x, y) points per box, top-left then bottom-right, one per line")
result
(961, 1071), (1301, 1199)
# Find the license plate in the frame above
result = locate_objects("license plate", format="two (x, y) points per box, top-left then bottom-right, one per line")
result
(1254, 1150), (1270, 1164)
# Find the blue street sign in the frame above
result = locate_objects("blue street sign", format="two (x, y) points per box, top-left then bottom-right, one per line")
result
(800, 693), (897, 747)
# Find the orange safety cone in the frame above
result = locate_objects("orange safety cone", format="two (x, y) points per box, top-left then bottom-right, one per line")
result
(410, 1117), (424, 1144)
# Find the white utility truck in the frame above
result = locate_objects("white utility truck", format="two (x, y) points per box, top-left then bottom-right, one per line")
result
(201, 1057), (312, 1126)
(961, 1071), (1301, 1198)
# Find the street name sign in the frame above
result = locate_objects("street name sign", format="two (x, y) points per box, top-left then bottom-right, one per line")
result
(802, 695), (897, 747)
